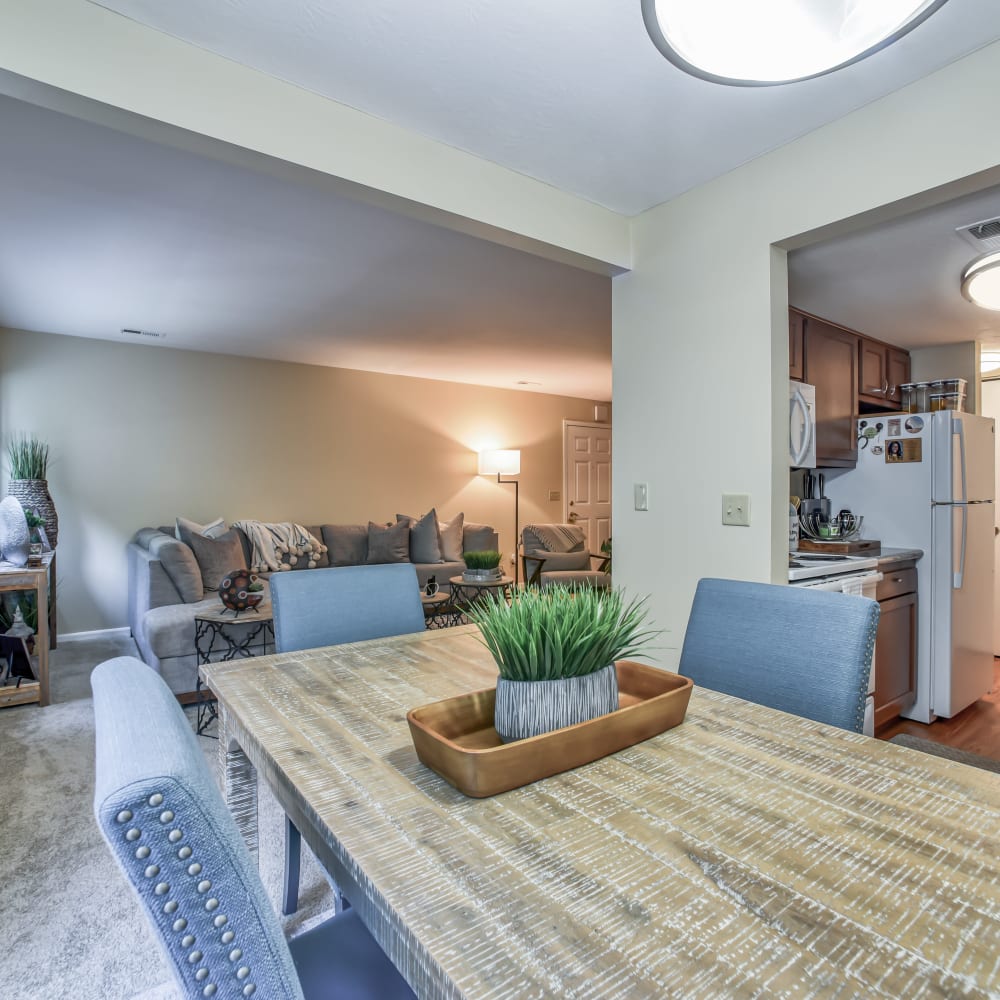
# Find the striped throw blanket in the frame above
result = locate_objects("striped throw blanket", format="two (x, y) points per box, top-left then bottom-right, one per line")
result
(524, 523), (585, 553)
(233, 521), (327, 573)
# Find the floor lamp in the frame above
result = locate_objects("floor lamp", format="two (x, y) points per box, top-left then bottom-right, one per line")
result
(478, 449), (521, 586)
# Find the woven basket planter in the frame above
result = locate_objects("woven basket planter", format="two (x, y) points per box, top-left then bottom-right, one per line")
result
(494, 663), (619, 743)
(7, 479), (58, 548)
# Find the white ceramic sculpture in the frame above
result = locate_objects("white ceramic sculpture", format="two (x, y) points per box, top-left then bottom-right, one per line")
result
(0, 496), (30, 567)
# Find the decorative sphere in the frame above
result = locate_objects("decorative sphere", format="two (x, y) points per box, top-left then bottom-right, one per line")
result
(218, 568), (265, 612)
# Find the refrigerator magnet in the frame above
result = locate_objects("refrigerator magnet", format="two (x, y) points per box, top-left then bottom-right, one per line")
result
(887, 418), (901, 437)
(886, 439), (922, 463)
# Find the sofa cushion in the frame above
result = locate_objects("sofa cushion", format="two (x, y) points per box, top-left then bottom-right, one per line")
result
(175, 515), (227, 548)
(323, 524), (368, 566)
(463, 522), (496, 553)
(438, 512), (464, 562)
(143, 595), (227, 659)
(145, 533), (203, 604)
(188, 528), (246, 592)
(366, 520), (410, 564)
(396, 509), (443, 563)
(525, 549), (592, 572)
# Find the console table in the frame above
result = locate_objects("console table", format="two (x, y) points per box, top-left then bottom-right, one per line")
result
(0, 552), (54, 708)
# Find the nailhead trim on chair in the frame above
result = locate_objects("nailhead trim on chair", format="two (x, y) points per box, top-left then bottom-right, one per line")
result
(114, 792), (257, 999)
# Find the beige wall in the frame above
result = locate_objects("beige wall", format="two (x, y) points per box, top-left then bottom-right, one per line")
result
(0, 328), (603, 633)
(910, 342), (980, 414)
(614, 40), (1000, 667)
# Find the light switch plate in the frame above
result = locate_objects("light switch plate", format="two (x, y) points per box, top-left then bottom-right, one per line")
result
(548, 490), (561, 502)
(722, 493), (750, 526)
(634, 483), (649, 511)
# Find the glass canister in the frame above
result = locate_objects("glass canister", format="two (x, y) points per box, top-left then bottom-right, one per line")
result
(940, 392), (966, 411)
(899, 383), (916, 412)
(913, 382), (931, 412)
(929, 393), (945, 412)
(938, 378), (968, 396)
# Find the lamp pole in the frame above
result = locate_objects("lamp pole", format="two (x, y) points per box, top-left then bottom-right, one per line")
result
(496, 473), (519, 587)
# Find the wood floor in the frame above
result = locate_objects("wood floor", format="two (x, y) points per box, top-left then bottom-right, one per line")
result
(876, 658), (1000, 762)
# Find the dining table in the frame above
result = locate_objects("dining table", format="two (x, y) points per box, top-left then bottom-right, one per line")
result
(202, 624), (1000, 999)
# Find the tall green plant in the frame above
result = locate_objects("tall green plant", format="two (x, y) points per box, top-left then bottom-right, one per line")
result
(466, 585), (657, 681)
(6, 434), (49, 480)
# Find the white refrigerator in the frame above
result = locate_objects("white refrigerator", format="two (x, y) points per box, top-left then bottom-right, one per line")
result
(827, 411), (995, 723)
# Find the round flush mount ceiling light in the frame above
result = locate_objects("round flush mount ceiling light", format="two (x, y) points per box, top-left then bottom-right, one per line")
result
(961, 253), (1000, 311)
(980, 351), (1000, 375)
(640, 0), (949, 86)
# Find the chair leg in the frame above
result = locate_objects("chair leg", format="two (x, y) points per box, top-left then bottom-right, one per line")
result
(283, 815), (301, 916)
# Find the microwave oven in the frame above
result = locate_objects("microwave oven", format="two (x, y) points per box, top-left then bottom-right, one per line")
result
(789, 381), (816, 468)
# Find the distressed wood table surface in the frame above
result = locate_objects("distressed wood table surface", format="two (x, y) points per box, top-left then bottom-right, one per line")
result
(203, 626), (1000, 999)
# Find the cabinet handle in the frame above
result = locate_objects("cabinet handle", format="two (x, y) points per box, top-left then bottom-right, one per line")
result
(893, 576), (903, 583)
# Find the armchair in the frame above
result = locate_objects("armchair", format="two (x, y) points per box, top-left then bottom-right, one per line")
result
(520, 524), (611, 590)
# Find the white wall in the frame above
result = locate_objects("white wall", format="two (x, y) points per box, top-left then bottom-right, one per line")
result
(0, 328), (602, 633)
(910, 342), (980, 414)
(614, 41), (1000, 667)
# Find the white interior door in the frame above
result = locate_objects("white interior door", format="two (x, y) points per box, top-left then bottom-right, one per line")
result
(982, 379), (1000, 654)
(563, 421), (611, 553)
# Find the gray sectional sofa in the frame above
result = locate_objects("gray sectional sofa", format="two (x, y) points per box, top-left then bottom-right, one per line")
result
(128, 517), (498, 697)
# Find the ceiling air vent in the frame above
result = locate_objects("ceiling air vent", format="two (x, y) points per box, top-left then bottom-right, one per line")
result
(956, 217), (1000, 253)
(120, 328), (165, 341)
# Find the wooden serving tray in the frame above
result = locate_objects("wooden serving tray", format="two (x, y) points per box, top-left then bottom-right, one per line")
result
(797, 538), (881, 554)
(406, 661), (693, 797)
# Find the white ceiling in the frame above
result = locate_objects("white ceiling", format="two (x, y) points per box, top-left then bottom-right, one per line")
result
(789, 184), (1000, 353)
(0, 95), (611, 400)
(7, 2), (1000, 393)
(91, 0), (1000, 215)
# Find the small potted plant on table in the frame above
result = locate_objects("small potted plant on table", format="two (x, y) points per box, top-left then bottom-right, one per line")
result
(462, 550), (503, 582)
(466, 584), (656, 742)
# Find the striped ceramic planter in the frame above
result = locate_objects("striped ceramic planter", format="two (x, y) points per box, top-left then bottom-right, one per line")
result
(494, 663), (619, 743)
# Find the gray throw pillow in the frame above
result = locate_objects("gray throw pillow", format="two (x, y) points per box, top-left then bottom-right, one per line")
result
(463, 522), (496, 553)
(438, 512), (464, 562)
(187, 528), (246, 592)
(147, 532), (204, 603)
(322, 524), (368, 566)
(175, 515), (227, 549)
(366, 520), (410, 564)
(395, 509), (443, 564)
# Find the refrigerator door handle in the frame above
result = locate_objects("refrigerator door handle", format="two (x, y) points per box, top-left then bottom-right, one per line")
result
(955, 504), (967, 590)
(954, 419), (968, 503)
(790, 388), (812, 467)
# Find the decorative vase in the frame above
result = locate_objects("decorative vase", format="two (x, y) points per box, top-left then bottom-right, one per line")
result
(494, 663), (620, 743)
(7, 479), (57, 549)
(463, 568), (502, 582)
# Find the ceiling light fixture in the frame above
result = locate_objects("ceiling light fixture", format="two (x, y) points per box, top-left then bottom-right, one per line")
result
(640, 0), (949, 86)
(962, 253), (1000, 311)
(981, 352), (1000, 375)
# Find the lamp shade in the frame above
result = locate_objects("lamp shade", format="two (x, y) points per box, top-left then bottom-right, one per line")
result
(478, 449), (521, 476)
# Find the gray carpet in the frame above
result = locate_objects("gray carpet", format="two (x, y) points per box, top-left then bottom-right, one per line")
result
(0, 634), (335, 1000)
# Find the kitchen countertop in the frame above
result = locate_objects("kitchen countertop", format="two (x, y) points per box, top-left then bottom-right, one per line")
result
(876, 547), (923, 567)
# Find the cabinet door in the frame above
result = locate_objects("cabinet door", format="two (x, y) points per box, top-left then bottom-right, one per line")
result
(886, 349), (911, 405)
(858, 339), (888, 402)
(803, 318), (858, 466)
(874, 591), (917, 728)
(789, 311), (804, 381)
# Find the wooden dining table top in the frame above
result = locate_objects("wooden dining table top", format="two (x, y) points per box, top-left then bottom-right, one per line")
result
(203, 625), (1000, 999)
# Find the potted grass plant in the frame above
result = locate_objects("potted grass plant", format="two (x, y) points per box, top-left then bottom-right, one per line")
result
(466, 584), (657, 742)
(462, 549), (503, 582)
(6, 433), (57, 548)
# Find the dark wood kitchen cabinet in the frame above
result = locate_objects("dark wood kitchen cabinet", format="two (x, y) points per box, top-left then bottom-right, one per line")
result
(859, 340), (912, 409)
(800, 314), (859, 467)
(874, 563), (917, 728)
(789, 311), (804, 381)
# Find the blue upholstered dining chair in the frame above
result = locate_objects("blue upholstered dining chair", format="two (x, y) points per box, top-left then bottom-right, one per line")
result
(678, 578), (880, 733)
(92, 657), (415, 1000)
(270, 564), (426, 914)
